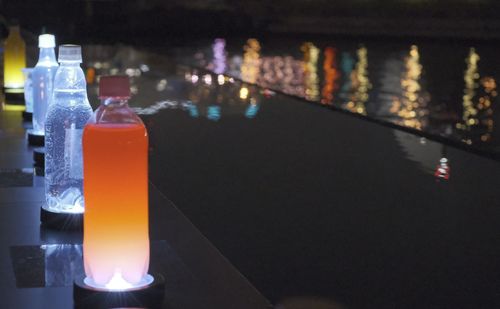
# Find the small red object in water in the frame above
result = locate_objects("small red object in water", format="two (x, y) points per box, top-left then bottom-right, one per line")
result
(434, 157), (450, 180)
(262, 89), (275, 98)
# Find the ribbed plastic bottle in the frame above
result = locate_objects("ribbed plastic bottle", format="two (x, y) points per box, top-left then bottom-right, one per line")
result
(32, 34), (58, 135)
(83, 75), (151, 289)
(44, 45), (93, 213)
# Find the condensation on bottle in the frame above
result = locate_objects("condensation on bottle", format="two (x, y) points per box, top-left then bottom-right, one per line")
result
(44, 45), (93, 214)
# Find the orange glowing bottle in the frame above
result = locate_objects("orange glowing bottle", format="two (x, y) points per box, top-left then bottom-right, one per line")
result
(82, 75), (151, 290)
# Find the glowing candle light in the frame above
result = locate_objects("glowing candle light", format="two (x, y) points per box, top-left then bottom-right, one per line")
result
(82, 75), (152, 290)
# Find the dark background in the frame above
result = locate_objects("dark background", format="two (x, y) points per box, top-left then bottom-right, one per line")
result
(1, 0), (500, 44)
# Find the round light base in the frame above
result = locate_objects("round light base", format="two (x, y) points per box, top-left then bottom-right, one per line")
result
(74, 273), (165, 309)
(33, 147), (45, 167)
(84, 274), (154, 291)
(27, 129), (44, 146)
(3, 88), (24, 103)
(40, 205), (83, 231)
(22, 111), (32, 122)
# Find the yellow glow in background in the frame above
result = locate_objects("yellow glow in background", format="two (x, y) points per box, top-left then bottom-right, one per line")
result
(3, 26), (26, 89)
(2, 103), (26, 111)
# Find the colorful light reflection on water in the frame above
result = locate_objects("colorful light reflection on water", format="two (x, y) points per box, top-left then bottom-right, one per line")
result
(194, 38), (499, 155)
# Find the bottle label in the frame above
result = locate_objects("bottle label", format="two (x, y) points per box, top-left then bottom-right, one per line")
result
(64, 127), (84, 179)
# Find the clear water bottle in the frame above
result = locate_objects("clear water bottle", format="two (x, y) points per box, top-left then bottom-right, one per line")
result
(44, 45), (93, 213)
(32, 34), (58, 136)
(22, 68), (34, 113)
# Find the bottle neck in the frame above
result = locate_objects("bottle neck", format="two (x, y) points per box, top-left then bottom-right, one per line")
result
(9, 26), (20, 35)
(7, 26), (22, 40)
(95, 97), (142, 125)
(59, 61), (81, 67)
(101, 98), (129, 107)
(37, 47), (57, 65)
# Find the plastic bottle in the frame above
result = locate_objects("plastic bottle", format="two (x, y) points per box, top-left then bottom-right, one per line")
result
(83, 75), (151, 289)
(3, 25), (26, 89)
(32, 34), (58, 135)
(22, 68), (34, 113)
(44, 45), (93, 213)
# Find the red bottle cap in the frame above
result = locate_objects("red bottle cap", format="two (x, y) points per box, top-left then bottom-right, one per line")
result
(98, 75), (131, 99)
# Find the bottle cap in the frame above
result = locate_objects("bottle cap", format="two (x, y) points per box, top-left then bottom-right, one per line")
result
(39, 34), (55, 48)
(58, 44), (82, 63)
(99, 75), (131, 99)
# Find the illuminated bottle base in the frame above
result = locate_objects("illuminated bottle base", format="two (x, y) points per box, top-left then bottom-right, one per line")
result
(74, 273), (165, 309)
(84, 273), (154, 291)
(40, 203), (83, 231)
(3, 87), (24, 103)
(26, 129), (44, 146)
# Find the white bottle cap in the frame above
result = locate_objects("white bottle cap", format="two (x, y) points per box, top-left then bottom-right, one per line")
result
(39, 34), (55, 48)
(58, 45), (82, 63)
